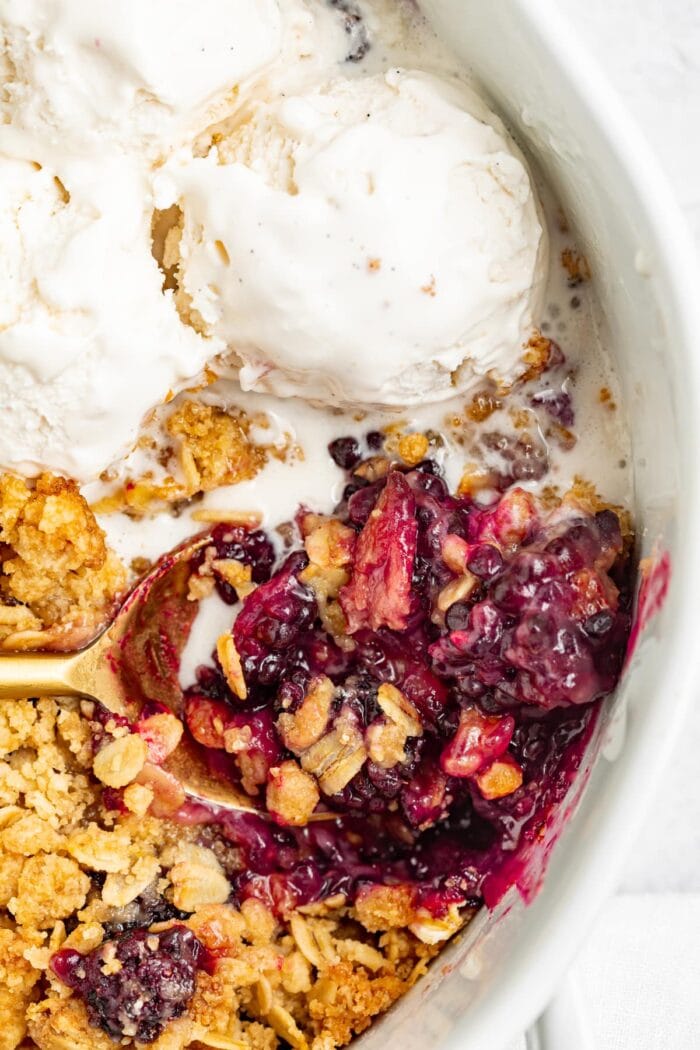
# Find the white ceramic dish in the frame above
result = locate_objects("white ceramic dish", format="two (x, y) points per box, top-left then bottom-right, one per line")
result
(353, 2), (700, 1048)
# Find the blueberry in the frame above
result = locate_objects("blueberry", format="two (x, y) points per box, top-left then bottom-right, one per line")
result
(467, 543), (504, 580)
(328, 436), (362, 469)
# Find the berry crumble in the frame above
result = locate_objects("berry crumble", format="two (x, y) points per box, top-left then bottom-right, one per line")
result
(0, 2), (636, 1048)
(0, 406), (632, 1050)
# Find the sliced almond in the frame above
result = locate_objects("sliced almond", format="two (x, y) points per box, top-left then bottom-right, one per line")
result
(289, 913), (324, 969)
(255, 975), (274, 1015)
(300, 712), (367, 795)
(376, 683), (422, 737)
(336, 939), (386, 971)
(196, 1033), (247, 1050)
(192, 508), (263, 526)
(267, 1005), (308, 1050)
(436, 573), (478, 614)
(277, 675), (334, 753)
(216, 633), (247, 700)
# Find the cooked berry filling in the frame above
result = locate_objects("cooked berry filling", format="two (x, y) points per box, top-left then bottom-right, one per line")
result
(51, 925), (209, 1043)
(47, 452), (632, 1046)
(176, 451), (631, 918)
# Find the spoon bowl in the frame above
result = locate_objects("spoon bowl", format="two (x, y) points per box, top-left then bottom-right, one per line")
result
(0, 535), (331, 820)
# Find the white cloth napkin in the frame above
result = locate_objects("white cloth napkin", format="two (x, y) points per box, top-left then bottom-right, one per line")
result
(505, 894), (700, 1050)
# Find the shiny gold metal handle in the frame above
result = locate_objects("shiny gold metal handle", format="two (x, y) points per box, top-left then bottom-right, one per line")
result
(0, 650), (90, 701)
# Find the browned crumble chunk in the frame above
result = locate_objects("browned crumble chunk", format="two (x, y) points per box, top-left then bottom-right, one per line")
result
(266, 760), (320, 827)
(396, 433), (429, 467)
(0, 473), (125, 645)
(167, 400), (266, 493)
(354, 884), (420, 933)
(0, 683), (467, 1050)
(466, 389), (502, 423)
(0, 927), (41, 1050)
(519, 331), (556, 384)
(277, 676), (335, 754)
(93, 401), (270, 517)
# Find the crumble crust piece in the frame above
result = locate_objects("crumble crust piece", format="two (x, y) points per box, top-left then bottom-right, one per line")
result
(0, 473), (126, 649)
(93, 401), (267, 517)
(167, 401), (266, 494)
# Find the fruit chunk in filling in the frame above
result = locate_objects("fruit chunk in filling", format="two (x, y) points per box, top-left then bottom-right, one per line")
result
(51, 925), (210, 1043)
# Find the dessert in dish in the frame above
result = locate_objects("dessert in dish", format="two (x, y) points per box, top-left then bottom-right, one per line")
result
(0, 2), (634, 1049)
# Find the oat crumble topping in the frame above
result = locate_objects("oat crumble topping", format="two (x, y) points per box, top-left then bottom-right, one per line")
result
(93, 402), (268, 518)
(0, 688), (439, 1050)
(0, 474), (126, 650)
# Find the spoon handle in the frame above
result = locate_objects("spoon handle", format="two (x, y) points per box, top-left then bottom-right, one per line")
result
(0, 651), (85, 700)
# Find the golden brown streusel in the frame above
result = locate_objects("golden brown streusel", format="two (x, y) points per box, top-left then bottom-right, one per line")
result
(518, 331), (556, 385)
(354, 884), (420, 933)
(0, 446), (481, 1050)
(92, 402), (269, 517)
(27, 996), (121, 1050)
(0, 927), (41, 1050)
(0, 474), (125, 646)
(0, 691), (468, 1050)
(10, 855), (91, 928)
(216, 633), (248, 700)
(265, 760), (320, 827)
(167, 401), (266, 494)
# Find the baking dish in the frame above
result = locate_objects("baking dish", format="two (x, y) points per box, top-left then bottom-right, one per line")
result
(353, 1), (700, 1046)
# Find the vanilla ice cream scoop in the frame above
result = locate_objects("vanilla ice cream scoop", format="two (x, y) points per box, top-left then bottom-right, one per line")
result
(160, 69), (547, 406)
(0, 133), (212, 481)
(0, 0), (282, 156)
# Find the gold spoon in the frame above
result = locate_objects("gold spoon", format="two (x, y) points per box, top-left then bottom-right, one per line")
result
(0, 536), (332, 821)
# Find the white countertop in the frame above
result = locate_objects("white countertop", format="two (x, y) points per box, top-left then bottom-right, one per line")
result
(557, 0), (700, 892)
